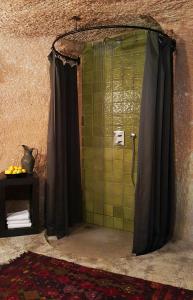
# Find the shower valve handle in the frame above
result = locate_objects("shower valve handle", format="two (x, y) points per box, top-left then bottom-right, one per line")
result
(130, 132), (136, 138)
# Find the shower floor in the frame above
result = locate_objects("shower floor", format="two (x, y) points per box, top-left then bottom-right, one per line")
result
(49, 224), (133, 260)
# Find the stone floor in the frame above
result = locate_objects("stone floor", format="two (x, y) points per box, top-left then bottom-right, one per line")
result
(0, 225), (193, 291)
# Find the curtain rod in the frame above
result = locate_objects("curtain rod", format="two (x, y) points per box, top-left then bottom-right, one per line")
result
(52, 24), (176, 61)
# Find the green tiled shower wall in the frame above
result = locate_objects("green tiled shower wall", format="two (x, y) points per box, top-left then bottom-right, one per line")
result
(82, 30), (146, 232)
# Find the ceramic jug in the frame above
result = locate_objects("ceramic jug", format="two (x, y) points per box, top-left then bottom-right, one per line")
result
(21, 145), (38, 174)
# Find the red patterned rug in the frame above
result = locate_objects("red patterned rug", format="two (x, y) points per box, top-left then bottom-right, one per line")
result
(0, 252), (192, 300)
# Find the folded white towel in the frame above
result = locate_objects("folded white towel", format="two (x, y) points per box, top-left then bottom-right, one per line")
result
(7, 210), (29, 221)
(7, 222), (32, 229)
(7, 219), (31, 225)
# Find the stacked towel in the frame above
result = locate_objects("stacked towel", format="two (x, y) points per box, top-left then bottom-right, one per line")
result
(7, 210), (32, 229)
(7, 209), (29, 221)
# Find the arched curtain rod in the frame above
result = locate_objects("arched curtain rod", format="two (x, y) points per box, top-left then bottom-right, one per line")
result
(52, 24), (176, 62)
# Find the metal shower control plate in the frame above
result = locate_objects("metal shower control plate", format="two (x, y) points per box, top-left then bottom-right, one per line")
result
(113, 130), (124, 146)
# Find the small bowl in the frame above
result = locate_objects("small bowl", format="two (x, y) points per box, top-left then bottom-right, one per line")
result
(5, 173), (28, 178)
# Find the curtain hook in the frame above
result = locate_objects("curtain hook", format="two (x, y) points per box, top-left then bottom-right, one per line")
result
(70, 16), (81, 31)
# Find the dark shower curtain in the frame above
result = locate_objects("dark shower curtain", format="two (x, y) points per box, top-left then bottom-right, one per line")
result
(133, 31), (176, 255)
(46, 50), (82, 238)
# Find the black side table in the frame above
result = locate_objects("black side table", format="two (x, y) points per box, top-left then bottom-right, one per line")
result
(0, 172), (40, 237)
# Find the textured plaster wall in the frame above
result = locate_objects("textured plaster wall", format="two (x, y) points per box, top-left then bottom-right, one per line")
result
(172, 24), (193, 241)
(0, 34), (52, 220)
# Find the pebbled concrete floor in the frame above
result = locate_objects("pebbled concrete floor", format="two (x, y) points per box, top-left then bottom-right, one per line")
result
(0, 226), (193, 290)
(49, 225), (193, 290)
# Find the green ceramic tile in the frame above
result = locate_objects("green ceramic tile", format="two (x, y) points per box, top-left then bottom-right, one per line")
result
(122, 78), (133, 90)
(105, 183), (121, 205)
(83, 120), (93, 132)
(123, 219), (134, 232)
(123, 149), (133, 161)
(84, 180), (94, 192)
(83, 136), (93, 147)
(113, 206), (123, 218)
(93, 125), (103, 137)
(113, 149), (123, 160)
(113, 91), (122, 103)
(86, 212), (94, 224)
(104, 55), (111, 65)
(123, 114), (134, 126)
(104, 194), (113, 205)
(104, 171), (114, 182)
(123, 195), (133, 208)
(94, 199), (104, 214)
(112, 169), (123, 182)
(84, 166), (95, 177)
(123, 184), (135, 207)
(105, 79), (112, 89)
(83, 114), (93, 127)
(83, 159), (93, 170)
(112, 80), (122, 91)
(105, 90), (113, 101)
(84, 189), (93, 198)
(92, 137), (104, 147)
(113, 115), (123, 126)
(112, 68), (122, 81)
(104, 204), (113, 216)
(123, 150), (133, 173)
(94, 160), (103, 171)
(112, 197), (122, 207)
(104, 111), (113, 120)
(94, 148), (103, 160)
(83, 147), (93, 160)
(104, 183), (113, 204)
(113, 217), (123, 230)
(104, 125), (113, 137)
(113, 47), (124, 57)
(85, 199), (94, 212)
(104, 137), (113, 147)
(123, 173), (131, 183)
(93, 114), (103, 125)
(104, 216), (114, 228)
(94, 170), (104, 180)
(83, 83), (93, 95)
(113, 102), (123, 114)
(93, 214), (104, 226)
(94, 102), (103, 115)
(82, 31), (146, 231)
(112, 129), (124, 141)
(95, 180), (104, 192)
(93, 92), (104, 104)
(113, 160), (123, 173)
(104, 103), (112, 115)
(112, 183), (122, 196)
(104, 160), (113, 172)
(83, 103), (93, 115)
(83, 69), (93, 79)
(104, 148), (113, 160)
(123, 206), (134, 220)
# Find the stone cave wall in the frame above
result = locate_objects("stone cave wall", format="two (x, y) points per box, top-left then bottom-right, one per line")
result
(172, 23), (193, 241)
(0, 33), (52, 222)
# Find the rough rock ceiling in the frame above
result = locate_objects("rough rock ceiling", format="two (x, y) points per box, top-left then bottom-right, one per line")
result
(0, 0), (192, 38)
